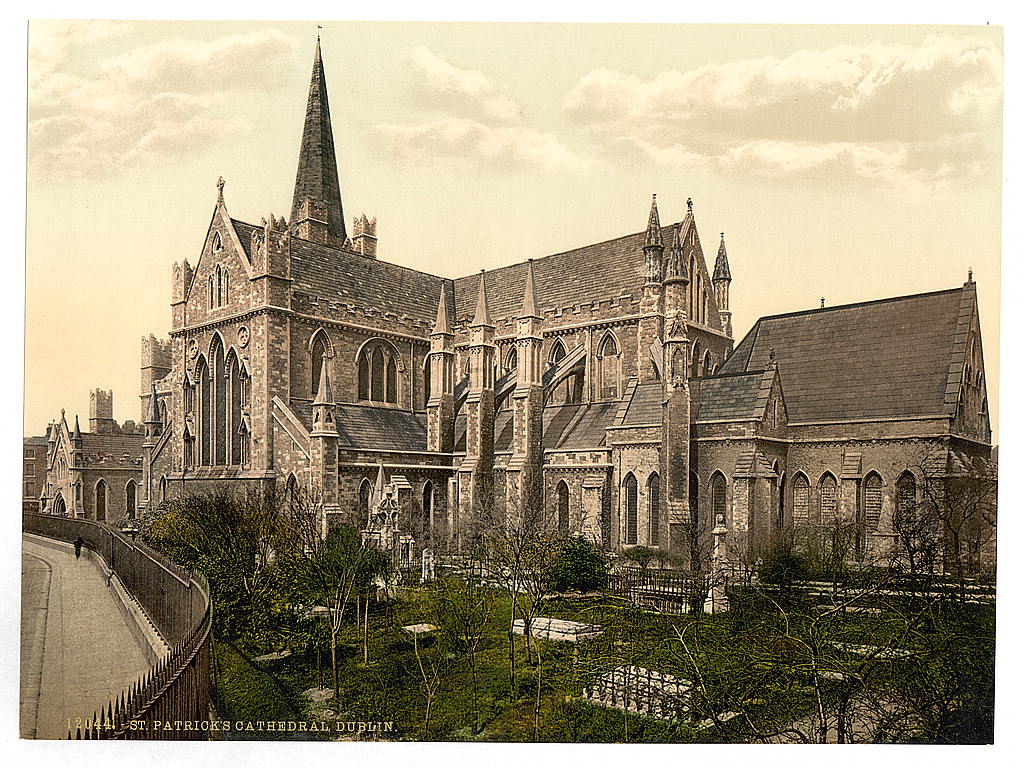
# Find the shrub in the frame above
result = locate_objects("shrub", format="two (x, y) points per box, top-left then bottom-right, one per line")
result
(547, 537), (607, 593)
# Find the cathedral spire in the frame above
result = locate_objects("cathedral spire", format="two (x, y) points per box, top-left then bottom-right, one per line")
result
(471, 270), (493, 327)
(644, 194), (663, 248)
(289, 36), (346, 245)
(519, 259), (541, 319)
(713, 232), (732, 282)
(432, 283), (452, 336)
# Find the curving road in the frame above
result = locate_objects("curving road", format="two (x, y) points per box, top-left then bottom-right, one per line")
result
(20, 536), (151, 739)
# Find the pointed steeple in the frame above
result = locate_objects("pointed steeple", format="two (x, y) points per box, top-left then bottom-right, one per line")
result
(289, 36), (346, 244)
(713, 233), (732, 282)
(313, 354), (334, 405)
(471, 270), (493, 327)
(432, 283), (452, 336)
(664, 224), (689, 285)
(72, 415), (82, 441)
(520, 259), (541, 318)
(644, 194), (663, 248)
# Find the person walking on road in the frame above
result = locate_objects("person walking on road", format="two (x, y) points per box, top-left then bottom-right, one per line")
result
(73, 537), (83, 559)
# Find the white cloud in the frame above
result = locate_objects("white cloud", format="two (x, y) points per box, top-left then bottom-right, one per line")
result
(564, 34), (1002, 189)
(374, 118), (578, 171)
(29, 27), (295, 180)
(407, 46), (520, 122)
(375, 47), (579, 171)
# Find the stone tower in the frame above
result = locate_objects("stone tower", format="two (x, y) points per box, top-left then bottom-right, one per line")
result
(89, 389), (116, 434)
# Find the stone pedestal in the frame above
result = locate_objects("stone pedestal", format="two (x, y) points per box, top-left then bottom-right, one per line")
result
(703, 514), (731, 614)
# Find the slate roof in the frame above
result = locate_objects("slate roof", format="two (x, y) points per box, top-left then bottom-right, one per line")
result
(79, 432), (144, 469)
(692, 372), (768, 421)
(456, 401), (621, 452)
(452, 218), (725, 332)
(718, 287), (969, 422)
(622, 382), (662, 425)
(233, 219), (455, 327)
(293, 403), (428, 452)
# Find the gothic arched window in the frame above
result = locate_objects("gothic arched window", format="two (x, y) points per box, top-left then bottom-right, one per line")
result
(212, 337), (227, 465)
(690, 341), (702, 379)
(710, 472), (727, 524)
(597, 333), (620, 400)
(160, 476), (167, 503)
(196, 356), (211, 466)
(819, 473), (838, 526)
(95, 479), (107, 522)
(623, 473), (638, 545)
(556, 481), (570, 532)
(358, 341), (401, 405)
(647, 473), (661, 546)
(895, 471), (917, 529)
(311, 332), (330, 397)
(793, 473), (810, 527)
(125, 480), (137, 520)
(422, 481), (434, 530)
(359, 478), (373, 521)
(864, 472), (883, 530)
(506, 346), (518, 373)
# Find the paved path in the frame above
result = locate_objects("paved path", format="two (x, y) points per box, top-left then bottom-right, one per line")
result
(21, 536), (151, 739)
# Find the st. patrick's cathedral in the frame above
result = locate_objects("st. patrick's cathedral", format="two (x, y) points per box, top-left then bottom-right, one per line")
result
(130, 40), (994, 569)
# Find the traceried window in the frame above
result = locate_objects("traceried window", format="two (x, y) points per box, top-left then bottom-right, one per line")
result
(359, 478), (373, 522)
(357, 341), (401, 405)
(647, 473), (661, 546)
(819, 474), (838, 526)
(864, 473), (883, 530)
(623, 473), (638, 545)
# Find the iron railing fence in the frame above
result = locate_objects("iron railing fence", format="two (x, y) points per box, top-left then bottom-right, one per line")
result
(23, 513), (212, 740)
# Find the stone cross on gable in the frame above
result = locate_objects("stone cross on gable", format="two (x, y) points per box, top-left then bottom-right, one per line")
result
(216, 176), (225, 202)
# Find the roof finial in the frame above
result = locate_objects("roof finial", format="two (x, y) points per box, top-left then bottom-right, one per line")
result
(768, 347), (777, 368)
(968, 266), (974, 283)
(820, 297), (826, 308)
(687, 197), (693, 214)
(216, 176), (225, 203)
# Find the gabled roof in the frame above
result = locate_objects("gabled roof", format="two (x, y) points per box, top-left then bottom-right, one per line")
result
(293, 403), (428, 452)
(233, 218), (454, 327)
(452, 221), (726, 333)
(79, 432), (144, 469)
(719, 287), (969, 422)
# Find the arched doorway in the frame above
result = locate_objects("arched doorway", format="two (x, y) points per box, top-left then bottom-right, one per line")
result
(53, 493), (67, 517)
(95, 479), (107, 522)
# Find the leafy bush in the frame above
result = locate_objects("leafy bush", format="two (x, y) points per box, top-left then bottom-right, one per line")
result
(547, 537), (607, 592)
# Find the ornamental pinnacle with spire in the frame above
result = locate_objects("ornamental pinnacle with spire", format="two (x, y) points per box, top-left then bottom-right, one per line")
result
(520, 259), (541, 319)
(289, 35), (346, 246)
(432, 283), (452, 336)
(472, 270), (493, 328)
(312, 354), (338, 436)
(643, 194), (665, 285)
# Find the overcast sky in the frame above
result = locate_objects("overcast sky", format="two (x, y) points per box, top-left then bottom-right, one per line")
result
(24, 20), (1003, 438)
